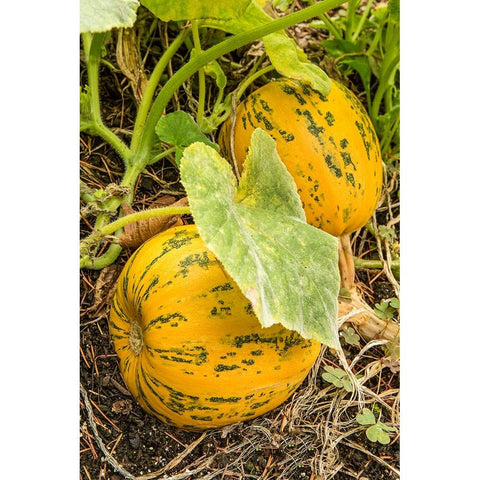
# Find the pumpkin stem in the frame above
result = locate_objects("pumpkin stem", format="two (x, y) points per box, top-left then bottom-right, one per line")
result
(337, 235), (400, 347)
(129, 320), (144, 356)
(338, 234), (355, 291)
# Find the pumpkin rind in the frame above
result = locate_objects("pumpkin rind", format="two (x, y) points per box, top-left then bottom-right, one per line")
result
(219, 78), (383, 236)
(109, 224), (321, 430)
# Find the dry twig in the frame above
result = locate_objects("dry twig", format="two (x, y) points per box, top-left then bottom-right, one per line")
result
(80, 383), (137, 480)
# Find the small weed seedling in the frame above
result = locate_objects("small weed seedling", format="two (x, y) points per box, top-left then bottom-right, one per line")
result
(377, 224), (397, 243)
(374, 297), (399, 320)
(340, 326), (360, 346)
(356, 407), (395, 445)
(322, 366), (355, 392)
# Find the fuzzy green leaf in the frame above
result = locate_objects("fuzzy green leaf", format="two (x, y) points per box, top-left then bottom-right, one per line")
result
(356, 408), (376, 426)
(206, 1), (330, 94)
(323, 366), (346, 379)
(322, 367), (354, 391)
(341, 377), (354, 392)
(204, 60), (227, 90)
(340, 326), (360, 346)
(321, 39), (371, 93)
(80, 0), (139, 33)
(388, 0), (400, 21)
(155, 111), (218, 165)
(377, 421), (396, 432)
(322, 373), (344, 388)
(140, 0), (251, 21)
(389, 297), (400, 309)
(321, 38), (359, 58)
(366, 425), (391, 444)
(180, 129), (340, 347)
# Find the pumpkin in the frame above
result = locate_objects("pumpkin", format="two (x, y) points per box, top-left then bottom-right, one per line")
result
(109, 224), (321, 430)
(219, 78), (383, 237)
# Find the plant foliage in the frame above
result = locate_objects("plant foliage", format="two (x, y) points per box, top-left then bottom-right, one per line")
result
(180, 129), (340, 347)
(80, 0), (139, 33)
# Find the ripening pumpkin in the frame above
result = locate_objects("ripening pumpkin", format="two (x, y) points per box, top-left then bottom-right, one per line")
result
(109, 224), (321, 430)
(219, 78), (383, 237)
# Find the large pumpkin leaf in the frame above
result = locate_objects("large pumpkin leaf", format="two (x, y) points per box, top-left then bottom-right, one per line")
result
(180, 129), (340, 348)
(206, 1), (331, 95)
(140, 0), (251, 21)
(80, 0), (139, 33)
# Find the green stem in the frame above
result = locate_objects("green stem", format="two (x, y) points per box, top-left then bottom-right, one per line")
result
(80, 191), (94, 204)
(192, 20), (207, 125)
(81, 0), (346, 270)
(345, 0), (359, 42)
(80, 206), (192, 267)
(384, 84), (393, 113)
(236, 64), (275, 100)
(365, 13), (386, 57)
(211, 86), (225, 114)
(354, 257), (399, 270)
(147, 146), (176, 165)
(81, 33), (92, 62)
(354, 256), (399, 280)
(97, 206), (191, 237)
(318, 13), (343, 39)
(134, 0), (346, 165)
(370, 50), (399, 123)
(93, 212), (114, 230)
(379, 113), (399, 154)
(80, 163), (148, 269)
(351, 0), (374, 42)
(120, 162), (144, 202)
(93, 160), (145, 228)
(371, 12), (399, 124)
(88, 124), (132, 162)
(384, 13), (398, 52)
(81, 195), (94, 205)
(86, 33), (132, 162)
(80, 243), (123, 270)
(130, 26), (189, 155)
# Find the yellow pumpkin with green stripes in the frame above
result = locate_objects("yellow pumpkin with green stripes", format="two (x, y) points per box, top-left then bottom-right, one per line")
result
(219, 78), (383, 237)
(109, 224), (320, 430)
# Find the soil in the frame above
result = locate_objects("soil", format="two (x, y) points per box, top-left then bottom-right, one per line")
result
(80, 10), (400, 479)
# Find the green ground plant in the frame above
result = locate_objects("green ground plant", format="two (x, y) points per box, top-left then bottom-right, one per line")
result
(374, 297), (400, 319)
(322, 365), (355, 391)
(313, 0), (400, 158)
(356, 407), (396, 445)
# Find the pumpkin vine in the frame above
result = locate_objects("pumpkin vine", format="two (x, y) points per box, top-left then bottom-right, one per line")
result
(80, 0), (346, 269)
